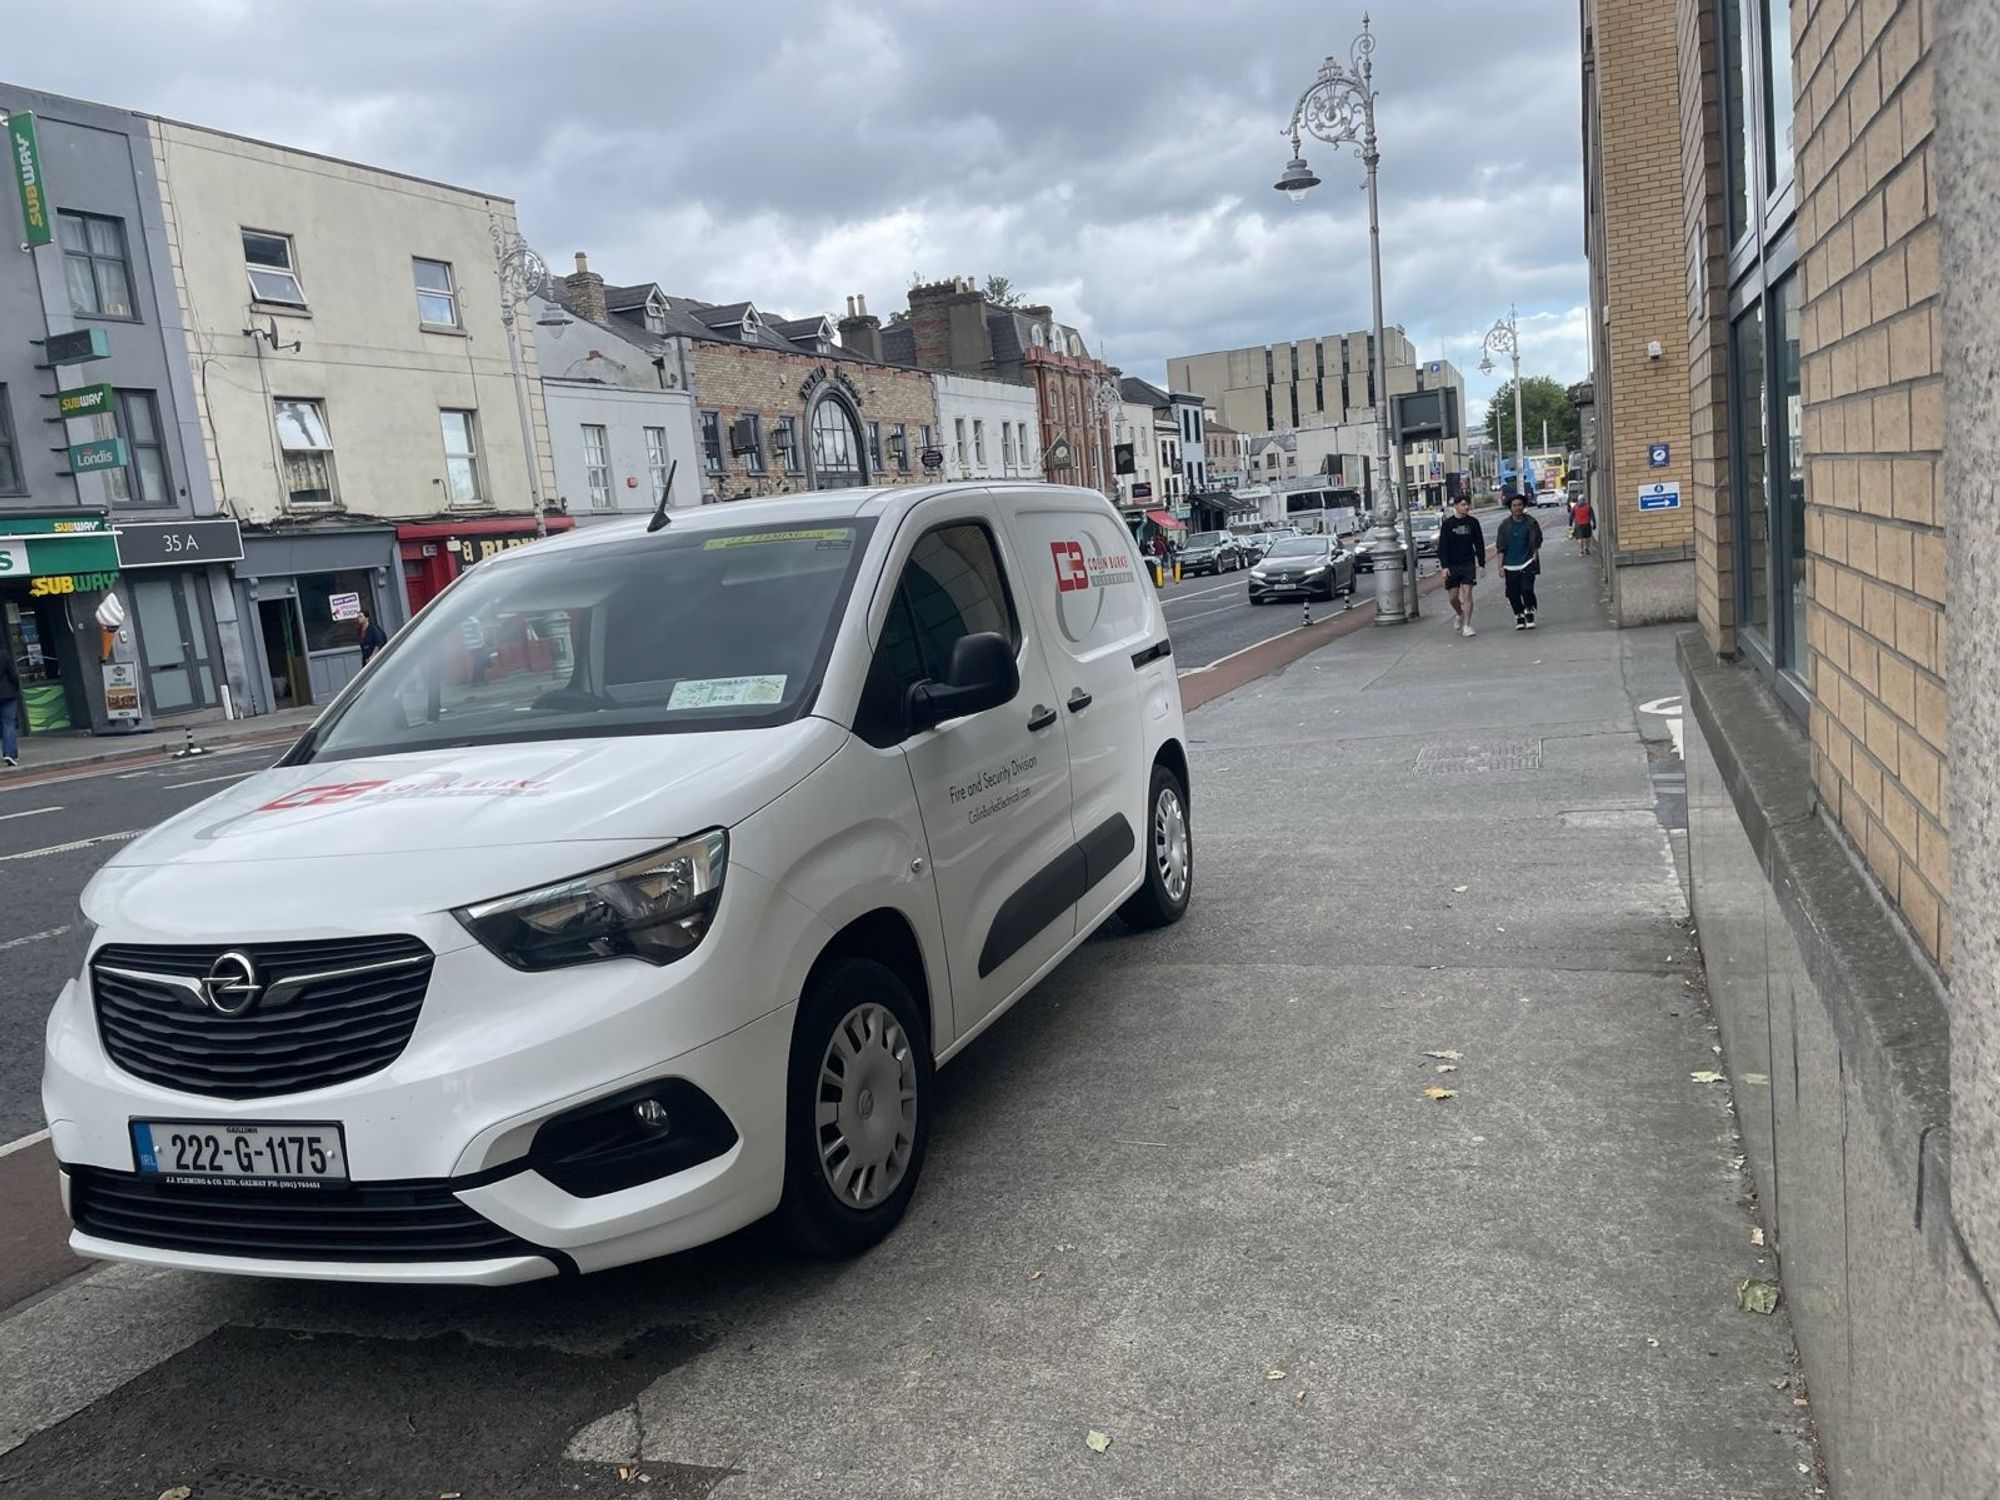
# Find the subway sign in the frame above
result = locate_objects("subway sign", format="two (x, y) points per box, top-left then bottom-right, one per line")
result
(56, 383), (114, 418)
(5, 112), (50, 248)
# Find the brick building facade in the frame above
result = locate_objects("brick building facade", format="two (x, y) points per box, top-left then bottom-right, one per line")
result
(1583, 0), (1698, 623)
(1606, 0), (2000, 1490)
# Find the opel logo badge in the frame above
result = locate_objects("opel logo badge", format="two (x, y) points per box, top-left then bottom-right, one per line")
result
(201, 951), (262, 1016)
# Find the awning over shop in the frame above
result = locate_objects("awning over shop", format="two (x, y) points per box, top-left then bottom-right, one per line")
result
(1144, 509), (1185, 531)
(1223, 495), (1261, 515)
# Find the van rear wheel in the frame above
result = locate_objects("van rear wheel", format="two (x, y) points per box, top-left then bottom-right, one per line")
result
(776, 958), (932, 1257)
(1120, 762), (1192, 930)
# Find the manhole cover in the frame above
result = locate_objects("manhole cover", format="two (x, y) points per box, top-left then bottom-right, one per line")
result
(194, 1468), (343, 1500)
(1414, 739), (1543, 775)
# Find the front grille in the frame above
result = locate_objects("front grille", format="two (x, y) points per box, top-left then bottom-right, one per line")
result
(69, 1167), (539, 1263)
(91, 935), (434, 1099)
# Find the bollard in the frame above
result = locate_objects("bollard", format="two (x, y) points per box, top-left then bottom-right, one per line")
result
(1174, 560), (1182, 583)
(1301, 600), (1313, 629)
(172, 724), (211, 760)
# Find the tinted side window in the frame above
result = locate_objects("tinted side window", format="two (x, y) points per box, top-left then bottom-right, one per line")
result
(855, 523), (1017, 747)
(902, 524), (1017, 678)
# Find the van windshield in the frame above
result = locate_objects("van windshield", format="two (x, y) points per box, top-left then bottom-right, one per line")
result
(292, 519), (878, 762)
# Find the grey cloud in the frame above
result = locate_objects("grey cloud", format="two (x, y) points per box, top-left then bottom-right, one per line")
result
(8, 0), (1587, 403)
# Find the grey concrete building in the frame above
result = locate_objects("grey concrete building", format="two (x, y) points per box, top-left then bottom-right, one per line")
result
(0, 85), (249, 737)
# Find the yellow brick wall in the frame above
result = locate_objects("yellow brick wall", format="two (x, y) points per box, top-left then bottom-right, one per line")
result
(1594, 0), (1697, 558)
(1680, 0), (1735, 652)
(1795, 0), (1944, 961)
(688, 342), (939, 501)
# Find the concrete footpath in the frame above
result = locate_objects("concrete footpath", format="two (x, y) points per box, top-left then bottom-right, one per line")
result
(0, 531), (1816, 1498)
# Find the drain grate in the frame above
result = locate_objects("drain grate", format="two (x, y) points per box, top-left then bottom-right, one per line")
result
(194, 1468), (343, 1500)
(1414, 739), (1543, 775)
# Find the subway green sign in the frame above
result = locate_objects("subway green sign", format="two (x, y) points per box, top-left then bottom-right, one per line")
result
(56, 383), (114, 418)
(6, 112), (50, 248)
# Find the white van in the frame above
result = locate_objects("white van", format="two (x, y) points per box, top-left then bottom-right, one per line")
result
(44, 484), (1192, 1284)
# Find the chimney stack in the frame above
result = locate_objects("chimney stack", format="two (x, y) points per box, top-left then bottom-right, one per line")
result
(560, 250), (607, 324)
(838, 291), (883, 363)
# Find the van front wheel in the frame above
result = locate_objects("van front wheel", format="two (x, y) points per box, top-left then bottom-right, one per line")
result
(1120, 762), (1193, 930)
(776, 959), (932, 1258)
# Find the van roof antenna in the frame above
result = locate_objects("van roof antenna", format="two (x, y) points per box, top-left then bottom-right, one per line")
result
(647, 459), (677, 532)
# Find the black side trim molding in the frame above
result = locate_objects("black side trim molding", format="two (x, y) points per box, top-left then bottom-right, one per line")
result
(977, 814), (1136, 979)
(1131, 639), (1172, 669)
(1078, 813), (1136, 891)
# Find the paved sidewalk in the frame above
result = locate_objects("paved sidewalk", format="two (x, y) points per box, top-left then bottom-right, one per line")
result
(0, 530), (1815, 1497)
(5, 703), (318, 777)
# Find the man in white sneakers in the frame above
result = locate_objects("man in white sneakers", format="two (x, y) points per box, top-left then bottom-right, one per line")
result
(1435, 493), (1487, 637)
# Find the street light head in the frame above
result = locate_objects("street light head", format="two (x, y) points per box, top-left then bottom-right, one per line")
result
(1479, 355), (1494, 376)
(1275, 156), (1321, 202)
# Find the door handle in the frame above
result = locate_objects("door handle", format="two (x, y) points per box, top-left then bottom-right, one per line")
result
(1066, 689), (1093, 713)
(1027, 705), (1057, 732)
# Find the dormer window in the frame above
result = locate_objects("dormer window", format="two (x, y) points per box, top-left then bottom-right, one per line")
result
(1029, 324), (1046, 348)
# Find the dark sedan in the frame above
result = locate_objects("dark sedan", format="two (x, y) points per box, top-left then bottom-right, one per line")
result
(1352, 521), (1412, 573)
(1248, 535), (1357, 603)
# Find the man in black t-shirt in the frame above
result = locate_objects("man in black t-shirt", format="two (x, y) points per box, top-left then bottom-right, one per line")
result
(1435, 495), (1487, 638)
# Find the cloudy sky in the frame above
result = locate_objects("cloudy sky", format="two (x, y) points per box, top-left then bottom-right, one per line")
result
(11, 0), (1587, 426)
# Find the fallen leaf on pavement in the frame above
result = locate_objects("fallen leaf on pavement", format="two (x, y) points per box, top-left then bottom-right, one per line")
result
(1453, 885), (1469, 893)
(1423, 1049), (1463, 1060)
(1086, 1430), (1112, 1454)
(1690, 1070), (1725, 1084)
(1738, 1278), (1781, 1315)
(618, 1469), (633, 1482)
(1435, 1064), (1458, 1074)
(1646, 1338), (1659, 1348)
(1743, 1072), (1769, 1084)
(1751, 1227), (1765, 1246)
(1423, 1087), (1459, 1101)
(1772, 1377), (1790, 1390)
(1794, 1397), (1810, 1407)
(1029, 1270), (1043, 1280)
(158, 1489), (193, 1500)
(1267, 1368), (1286, 1381)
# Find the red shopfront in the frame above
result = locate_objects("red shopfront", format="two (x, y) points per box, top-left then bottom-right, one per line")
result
(396, 516), (575, 615)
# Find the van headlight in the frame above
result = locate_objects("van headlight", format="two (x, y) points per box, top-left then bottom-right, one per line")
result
(455, 831), (727, 971)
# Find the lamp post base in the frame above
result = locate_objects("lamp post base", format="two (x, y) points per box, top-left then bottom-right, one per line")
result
(1367, 514), (1409, 625)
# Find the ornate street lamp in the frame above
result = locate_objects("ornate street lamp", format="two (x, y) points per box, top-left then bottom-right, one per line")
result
(1481, 306), (1527, 502)
(490, 221), (567, 538)
(1093, 377), (1123, 501)
(1275, 14), (1412, 623)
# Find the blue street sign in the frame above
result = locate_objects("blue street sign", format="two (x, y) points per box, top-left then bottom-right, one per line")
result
(1637, 481), (1681, 511)
(1647, 442), (1670, 468)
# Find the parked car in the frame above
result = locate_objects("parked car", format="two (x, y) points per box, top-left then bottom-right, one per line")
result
(1352, 521), (1413, 573)
(1410, 513), (1444, 558)
(1179, 530), (1246, 576)
(1237, 533), (1272, 563)
(1248, 534), (1357, 603)
(46, 483), (1194, 1284)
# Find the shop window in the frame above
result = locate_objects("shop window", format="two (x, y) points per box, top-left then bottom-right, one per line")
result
(244, 230), (307, 308)
(810, 399), (864, 487)
(109, 390), (170, 507)
(582, 424), (611, 508)
(973, 420), (985, 466)
(1721, 0), (1755, 243)
(274, 399), (338, 506)
(1775, 274), (1803, 669)
(892, 422), (909, 473)
(954, 418), (967, 466)
(1762, 0), (1793, 196)
(0, 388), (21, 495)
(439, 409), (483, 505)
(1002, 422), (1016, 467)
(867, 420), (883, 471)
(57, 212), (135, 319)
(741, 413), (766, 475)
(413, 258), (458, 327)
(1732, 301), (1770, 649)
(298, 570), (378, 653)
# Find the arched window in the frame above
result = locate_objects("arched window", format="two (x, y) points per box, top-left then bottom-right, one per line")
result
(809, 398), (866, 488)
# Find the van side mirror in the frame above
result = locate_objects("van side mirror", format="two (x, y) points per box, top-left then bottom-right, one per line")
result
(906, 631), (1019, 731)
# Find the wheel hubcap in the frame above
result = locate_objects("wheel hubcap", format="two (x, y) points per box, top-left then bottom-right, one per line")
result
(1154, 786), (1190, 904)
(815, 1002), (918, 1209)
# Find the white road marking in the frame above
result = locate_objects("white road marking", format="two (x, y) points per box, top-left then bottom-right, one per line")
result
(0, 805), (61, 822)
(0, 924), (69, 951)
(164, 771), (257, 790)
(0, 738), (299, 795)
(1161, 579), (1247, 608)
(0, 830), (143, 862)
(1638, 695), (1686, 759)
(0, 1127), (49, 1159)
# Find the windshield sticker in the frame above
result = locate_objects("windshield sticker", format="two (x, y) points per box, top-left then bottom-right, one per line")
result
(258, 773), (550, 812)
(668, 674), (787, 710)
(703, 528), (853, 552)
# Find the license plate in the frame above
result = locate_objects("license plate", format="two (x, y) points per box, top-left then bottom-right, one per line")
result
(132, 1120), (349, 1186)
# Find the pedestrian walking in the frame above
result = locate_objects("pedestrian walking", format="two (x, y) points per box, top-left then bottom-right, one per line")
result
(1495, 494), (1545, 630)
(1572, 494), (1595, 556)
(1436, 492), (1487, 637)
(0, 650), (19, 767)
(356, 608), (388, 665)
